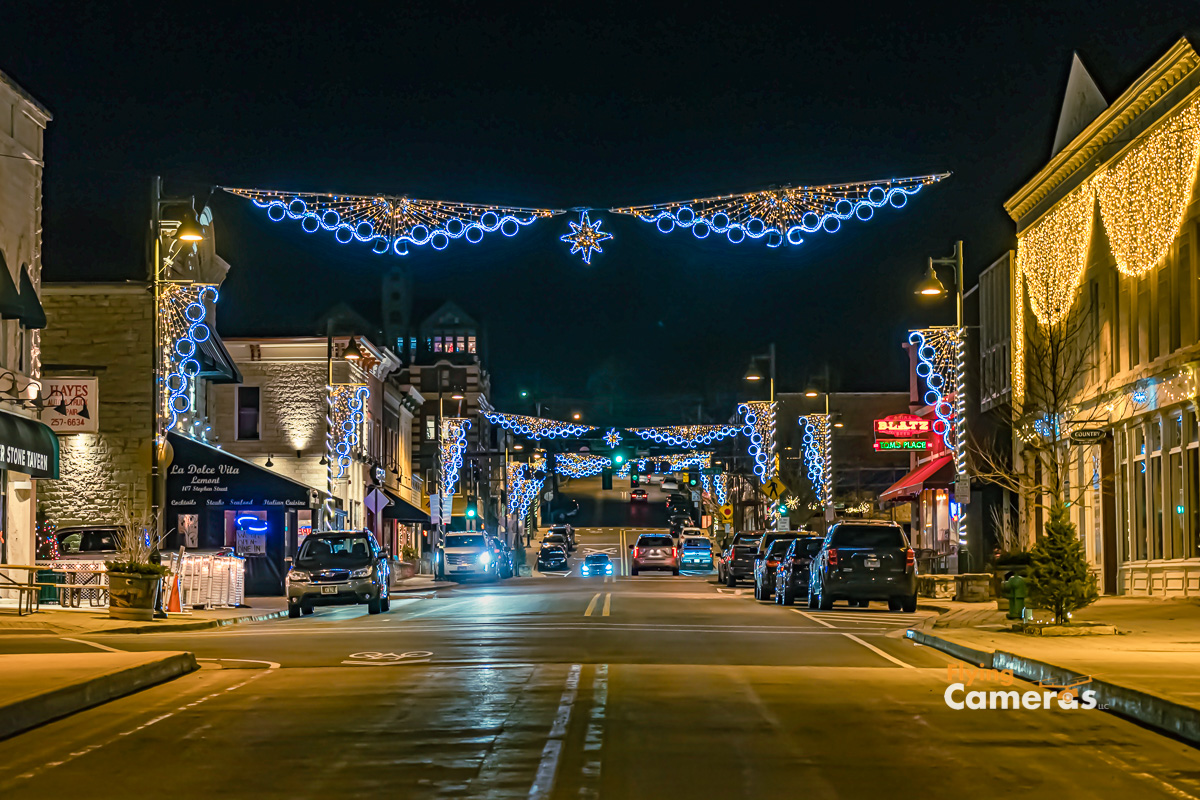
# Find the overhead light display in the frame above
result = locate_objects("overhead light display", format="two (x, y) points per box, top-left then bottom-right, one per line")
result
(481, 408), (594, 439)
(738, 401), (777, 480)
(628, 424), (741, 448)
(560, 210), (613, 264)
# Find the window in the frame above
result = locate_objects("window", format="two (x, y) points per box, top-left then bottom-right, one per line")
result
(467, 335), (477, 353)
(433, 337), (443, 353)
(456, 336), (465, 353)
(424, 416), (436, 440)
(235, 386), (261, 440)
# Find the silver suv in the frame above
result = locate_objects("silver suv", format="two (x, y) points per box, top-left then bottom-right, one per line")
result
(286, 531), (391, 617)
(630, 533), (679, 576)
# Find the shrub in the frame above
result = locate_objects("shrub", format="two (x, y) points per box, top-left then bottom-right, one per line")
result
(105, 560), (171, 577)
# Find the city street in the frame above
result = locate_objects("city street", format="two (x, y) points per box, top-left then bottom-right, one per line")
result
(3, 539), (1200, 799)
(550, 475), (675, 529)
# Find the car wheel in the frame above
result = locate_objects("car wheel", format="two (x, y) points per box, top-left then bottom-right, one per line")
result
(725, 570), (737, 588)
(288, 605), (301, 619)
(817, 587), (833, 611)
(762, 582), (773, 601)
(887, 597), (902, 611)
(631, 567), (639, 576)
(902, 593), (918, 613)
(807, 589), (818, 609)
(301, 603), (315, 616)
(367, 595), (382, 615)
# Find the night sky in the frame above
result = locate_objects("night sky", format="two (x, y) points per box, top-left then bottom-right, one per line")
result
(4, 4), (1199, 408)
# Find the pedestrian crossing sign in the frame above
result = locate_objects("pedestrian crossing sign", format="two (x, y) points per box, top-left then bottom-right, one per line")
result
(759, 477), (787, 500)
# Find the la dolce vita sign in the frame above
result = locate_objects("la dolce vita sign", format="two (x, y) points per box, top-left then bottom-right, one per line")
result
(170, 462), (240, 496)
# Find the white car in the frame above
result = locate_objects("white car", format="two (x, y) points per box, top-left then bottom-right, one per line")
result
(442, 532), (499, 581)
(661, 478), (679, 491)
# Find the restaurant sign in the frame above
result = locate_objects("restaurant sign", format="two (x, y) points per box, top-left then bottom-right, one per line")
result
(874, 439), (929, 451)
(874, 414), (931, 438)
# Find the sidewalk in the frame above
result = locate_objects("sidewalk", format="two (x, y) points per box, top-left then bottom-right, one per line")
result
(0, 596), (289, 636)
(909, 596), (1200, 744)
(0, 650), (197, 739)
(392, 575), (458, 592)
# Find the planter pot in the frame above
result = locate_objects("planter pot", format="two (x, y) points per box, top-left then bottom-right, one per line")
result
(107, 573), (161, 621)
(396, 561), (417, 580)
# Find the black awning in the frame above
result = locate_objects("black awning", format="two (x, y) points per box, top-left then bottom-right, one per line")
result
(17, 266), (46, 330)
(0, 253), (22, 320)
(382, 488), (431, 523)
(0, 409), (58, 478)
(166, 432), (317, 511)
(197, 332), (243, 384)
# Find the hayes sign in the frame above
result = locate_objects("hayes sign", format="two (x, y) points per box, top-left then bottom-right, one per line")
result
(41, 377), (98, 434)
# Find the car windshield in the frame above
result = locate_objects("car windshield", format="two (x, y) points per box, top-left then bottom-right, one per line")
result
(760, 534), (798, 552)
(682, 538), (709, 548)
(445, 534), (487, 549)
(585, 554), (610, 564)
(795, 539), (824, 556)
(297, 535), (372, 567)
(639, 535), (674, 547)
(767, 538), (796, 556)
(831, 525), (909, 549)
(544, 534), (566, 543)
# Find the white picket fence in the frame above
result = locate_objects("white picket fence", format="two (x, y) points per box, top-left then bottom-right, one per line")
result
(164, 551), (246, 609)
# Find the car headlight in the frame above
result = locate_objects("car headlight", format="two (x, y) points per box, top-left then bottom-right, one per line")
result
(581, 566), (589, 574)
(350, 566), (373, 579)
(287, 570), (310, 583)
(478, 551), (492, 565)
(605, 565), (613, 572)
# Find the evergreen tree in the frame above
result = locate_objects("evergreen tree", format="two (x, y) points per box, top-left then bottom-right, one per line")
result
(1027, 502), (1098, 624)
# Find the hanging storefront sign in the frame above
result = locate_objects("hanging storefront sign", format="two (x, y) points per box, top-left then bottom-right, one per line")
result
(874, 439), (929, 451)
(0, 409), (58, 478)
(874, 414), (931, 438)
(40, 377), (98, 434)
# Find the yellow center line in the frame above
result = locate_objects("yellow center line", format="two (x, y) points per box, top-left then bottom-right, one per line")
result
(602, 593), (612, 616)
(583, 593), (602, 617)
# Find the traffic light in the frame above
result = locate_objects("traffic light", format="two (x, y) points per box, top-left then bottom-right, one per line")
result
(778, 503), (789, 517)
(687, 469), (698, 487)
(602, 468), (613, 490)
(465, 496), (478, 519)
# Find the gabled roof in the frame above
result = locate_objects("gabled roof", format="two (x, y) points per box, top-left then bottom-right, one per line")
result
(0, 68), (51, 120)
(421, 300), (478, 330)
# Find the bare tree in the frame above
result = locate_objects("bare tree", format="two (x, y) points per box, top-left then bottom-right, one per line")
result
(114, 497), (171, 565)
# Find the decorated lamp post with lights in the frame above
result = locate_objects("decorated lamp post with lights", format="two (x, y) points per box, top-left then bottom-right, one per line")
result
(913, 241), (969, 568)
(323, 332), (368, 531)
(150, 177), (212, 538)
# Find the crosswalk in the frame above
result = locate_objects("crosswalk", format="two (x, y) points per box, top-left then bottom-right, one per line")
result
(792, 609), (926, 631)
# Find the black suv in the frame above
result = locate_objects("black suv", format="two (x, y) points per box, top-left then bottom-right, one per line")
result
(774, 536), (825, 606)
(808, 521), (918, 611)
(718, 531), (762, 587)
(752, 532), (802, 601)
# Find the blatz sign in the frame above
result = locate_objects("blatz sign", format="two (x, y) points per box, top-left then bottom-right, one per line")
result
(874, 414), (931, 438)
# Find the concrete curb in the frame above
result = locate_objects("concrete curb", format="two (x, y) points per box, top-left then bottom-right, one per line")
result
(906, 628), (1200, 747)
(391, 581), (456, 593)
(98, 609), (289, 635)
(0, 651), (199, 741)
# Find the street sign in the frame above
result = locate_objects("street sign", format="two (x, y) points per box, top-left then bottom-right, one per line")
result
(1071, 428), (1107, 443)
(691, 490), (701, 503)
(364, 487), (390, 516)
(718, 505), (733, 522)
(429, 495), (441, 525)
(955, 477), (972, 504)
(700, 466), (722, 476)
(777, 517), (791, 532)
(759, 477), (787, 500)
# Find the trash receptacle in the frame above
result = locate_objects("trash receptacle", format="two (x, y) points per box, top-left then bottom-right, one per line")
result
(1001, 573), (1028, 621)
(37, 570), (61, 605)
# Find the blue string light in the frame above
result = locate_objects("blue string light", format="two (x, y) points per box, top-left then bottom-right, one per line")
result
(328, 385), (370, 479)
(908, 328), (959, 449)
(162, 284), (218, 432)
(611, 174), (947, 248)
(628, 425), (740, 448)
(439, 418), (471, 497)
(738, 402), (777, 480)
(482, 409), (593, 439)
(554, 453), (612, 478)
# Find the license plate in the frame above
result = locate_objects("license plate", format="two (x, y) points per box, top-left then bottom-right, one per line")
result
(321, 586), (337, 594)
(456, 565), (471, 571)
(864, 557), (881, 569)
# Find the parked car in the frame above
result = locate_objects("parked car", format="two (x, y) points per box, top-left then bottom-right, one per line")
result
(541, 532), (570, 552)
(774, 536), (825, 605)
(630, 532), (679, 576)
(46, 526), (120, 560)
(809, 521), (918, 611)
(678, 535), (714, 570)
(717, 531), (763, 587)
(443, 532), (503, 582)
(630, 488), (648, 502)
(752, 534), (803, 600)
(536, 543), (570, 571)
(580, 553), (614, 577)
(488, 536), (515, 579)
(548, 524), (576, 550)
(665, 494), (690, 512)
(286, 530), (392, 617)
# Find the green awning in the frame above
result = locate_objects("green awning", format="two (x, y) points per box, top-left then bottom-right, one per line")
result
(17, 266), (46, 329)
(0, 253), (22, 320)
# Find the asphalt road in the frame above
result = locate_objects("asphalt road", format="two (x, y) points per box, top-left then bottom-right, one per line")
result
(553, 474), (680, 529)
(3, 529), (1200, 798)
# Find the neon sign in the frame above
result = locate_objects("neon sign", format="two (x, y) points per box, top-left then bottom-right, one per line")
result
(874, 414), (931, 438)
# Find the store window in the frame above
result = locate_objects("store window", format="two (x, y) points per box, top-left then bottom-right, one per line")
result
(467, 335), (477, 353)
(425, 416), (436, 440)
(236, 386), (261, 440)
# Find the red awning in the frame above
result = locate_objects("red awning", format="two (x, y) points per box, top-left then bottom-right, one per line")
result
(879, 455), (953, 502)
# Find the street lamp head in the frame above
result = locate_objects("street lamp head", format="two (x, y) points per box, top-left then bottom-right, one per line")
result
(572, 412), (581, 420)
(514, 443), (524, 451)
(176, 210), (204, 242)
(915, 264), (947, 297)
(451, 388), (465, 400)
(804, 389), (819, 398)
(743, 361), (764, 382)
(342, 337), (363, 361)
(833, 422), (844, 428)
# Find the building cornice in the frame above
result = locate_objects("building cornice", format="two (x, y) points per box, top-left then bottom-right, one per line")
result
(1005, 37), (1200, 226)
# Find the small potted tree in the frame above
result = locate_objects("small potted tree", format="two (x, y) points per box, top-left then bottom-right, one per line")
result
(105, 504), (171, 621)
(1026, 502), (1099, 625)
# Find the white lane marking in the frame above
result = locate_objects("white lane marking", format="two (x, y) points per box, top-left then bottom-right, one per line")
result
(60, 637), (122, 652)
(580, 664), (607, 799)
(529, 664), (582, 800)
(202, 622), (871, 637)
(792, 609), (837, 628)
(583, 593), (601, 617)
(196, 657), (283, 669)
(840, 633), (917, 669)
(1083, 741), (1200, 800)
(602, 593), (611, 617)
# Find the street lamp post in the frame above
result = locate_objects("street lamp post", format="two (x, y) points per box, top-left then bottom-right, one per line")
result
(323, 324), (362, 531)
(916, 240), (969, 571)
(804, 372), (837, 528)
(743, 343), (776, 402)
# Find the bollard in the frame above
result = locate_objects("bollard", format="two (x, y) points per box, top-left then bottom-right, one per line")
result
(1001, 573), (1028, 620)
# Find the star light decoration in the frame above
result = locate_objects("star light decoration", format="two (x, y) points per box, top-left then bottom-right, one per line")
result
(224, 187), (562, 256)
(604, 428), (622, 448)
(560, 211), (613, 264)
(784, 496), (801, 511)
(628, 425), (741, 448)
(611, 173), (948, 248)
(481, 408), (594, 439)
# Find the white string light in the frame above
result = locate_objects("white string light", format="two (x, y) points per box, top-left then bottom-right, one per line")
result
(439, 418), (471, 497)
(628, 424), (740, 448)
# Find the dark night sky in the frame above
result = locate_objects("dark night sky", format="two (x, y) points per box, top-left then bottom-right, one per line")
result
(3, 4), (1199, 408)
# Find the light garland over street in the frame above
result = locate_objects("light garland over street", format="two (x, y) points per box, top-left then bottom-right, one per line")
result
(628, 424), (740, 448)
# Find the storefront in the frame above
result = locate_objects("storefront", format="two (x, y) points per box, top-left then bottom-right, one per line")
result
(0, 408), (59, 566)
(165, 432), (318, 595)
(381, 488), (429, 558)
(881, 454), (956, 573)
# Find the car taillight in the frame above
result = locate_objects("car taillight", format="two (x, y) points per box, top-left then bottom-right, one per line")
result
(827, 549), (839, 568)
(905, 548), (915, 569)
(672, 547), (677, 558)
(767, 559), (779, 567)
(633, 548), (641, 558)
